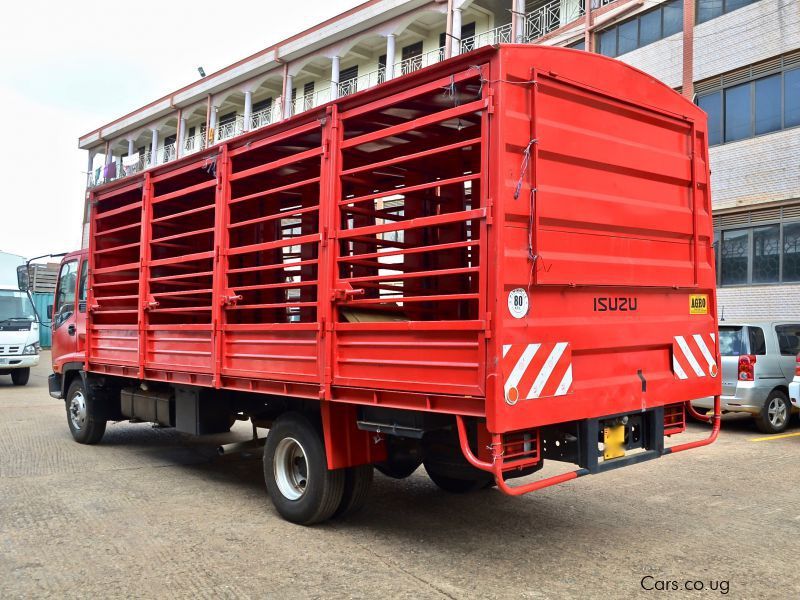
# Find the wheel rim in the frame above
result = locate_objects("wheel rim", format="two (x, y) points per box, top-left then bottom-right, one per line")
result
(274, 437), (309, 501)
(69, 391), (87, 431)
(767, 397), (787, 428)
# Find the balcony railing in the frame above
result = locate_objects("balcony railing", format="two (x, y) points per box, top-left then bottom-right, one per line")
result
(461, 23), (513, 53)
(394, 46), (445, 77)
(216, 116), (245, 142)
(183, 129), (207, 155)
(251, 104), (282, 130)
(524, 0), (586, 43)
(91, 2), (607, 189)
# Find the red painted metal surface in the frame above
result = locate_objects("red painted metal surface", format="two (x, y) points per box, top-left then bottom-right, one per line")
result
(85, 46), (720, 465)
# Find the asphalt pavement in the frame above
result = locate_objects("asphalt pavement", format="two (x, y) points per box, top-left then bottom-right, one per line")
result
(1, 354), (798, 599)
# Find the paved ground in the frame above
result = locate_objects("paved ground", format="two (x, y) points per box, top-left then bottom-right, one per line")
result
(1, 354), (798, 599)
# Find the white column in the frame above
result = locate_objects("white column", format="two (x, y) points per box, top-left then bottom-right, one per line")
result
(452, 8), (462, 57)
(514, 0), (526, 43)
(150, 128), (158, 167)
(243, 91), (253, 131)
(283, 75), (294, 118)
(127, 139), (135, 158)
(178, 118), (187, 157)
(331, 56), (340, 99)
(385, 34), (396, 80)
(86, 150), (96, 187)
(208, 107), (217, 143)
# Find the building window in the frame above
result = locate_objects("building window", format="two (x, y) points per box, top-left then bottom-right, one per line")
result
(696, 0), (759, 25)
(715, 212), (800, 286)
(567, 38), (585, 51)
(697, 64), (800, 146)
(597, 0), (683, 58)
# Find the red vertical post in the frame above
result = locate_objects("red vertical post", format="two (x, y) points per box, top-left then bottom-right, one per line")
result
(212, 145), (231, 387)
(85, 189), (97, 371)
(138, 174), (153, 379)
(477, 63), (492, 396)
(319, 105), (341, 400)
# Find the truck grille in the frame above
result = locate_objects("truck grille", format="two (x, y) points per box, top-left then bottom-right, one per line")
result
(0, 345), (22, 356)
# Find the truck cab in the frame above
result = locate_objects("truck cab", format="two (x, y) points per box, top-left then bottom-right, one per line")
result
(48, 249), (89, 398)
(0, 251), (41, 386)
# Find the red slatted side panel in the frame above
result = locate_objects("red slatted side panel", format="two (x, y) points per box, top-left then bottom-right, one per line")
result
(220, 122), (325, 387)
(331, 65), (490, 400)
(88, 180), (144, 371)
(143, 158), (218, 381)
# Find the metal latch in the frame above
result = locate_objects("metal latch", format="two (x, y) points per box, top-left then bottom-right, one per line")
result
(220, 290), (243, 307)
(331, 287), (365, 302)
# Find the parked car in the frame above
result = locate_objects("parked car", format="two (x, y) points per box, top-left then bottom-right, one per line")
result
(692, 322), (800, 434)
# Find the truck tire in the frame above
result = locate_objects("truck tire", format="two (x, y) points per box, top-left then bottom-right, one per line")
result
(423, 461), (494, 493)
(263, 412), (344, 525)
(333, 464), (373, 519)
(66, 378), (106, 444)
(11, 368), (30, 386)
(755, 390), (791, 434)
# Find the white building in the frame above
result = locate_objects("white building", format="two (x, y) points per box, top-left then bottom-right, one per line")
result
(79, 0), (800, 319)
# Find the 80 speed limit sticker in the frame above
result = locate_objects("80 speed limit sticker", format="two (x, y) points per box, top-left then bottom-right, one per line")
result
(507, 288), (529, 319)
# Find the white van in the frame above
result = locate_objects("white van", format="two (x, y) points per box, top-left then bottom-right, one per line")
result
(0, 252), (40, 385)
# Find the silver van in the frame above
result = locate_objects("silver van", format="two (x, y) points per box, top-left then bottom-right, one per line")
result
(692, 322), (800, 434)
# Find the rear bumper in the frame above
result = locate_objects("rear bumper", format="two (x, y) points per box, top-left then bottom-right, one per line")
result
(692, 381), (769, 414)
(457, 399), (720, 496)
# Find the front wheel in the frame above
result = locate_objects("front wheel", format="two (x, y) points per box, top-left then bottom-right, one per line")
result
(11, 368), (30, 386)
(263, 412), (344, 525)
(755, 391), (791, 434)
(65, 378), (106, 444)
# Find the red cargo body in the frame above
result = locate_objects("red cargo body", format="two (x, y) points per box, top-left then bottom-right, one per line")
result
(85, 46), (720, 488)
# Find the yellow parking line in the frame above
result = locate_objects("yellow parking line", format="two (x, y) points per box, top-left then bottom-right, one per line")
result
(749, 432), (800, 442)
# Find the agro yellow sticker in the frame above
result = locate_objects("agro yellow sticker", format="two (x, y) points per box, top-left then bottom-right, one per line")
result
(689, 294), (709, 315)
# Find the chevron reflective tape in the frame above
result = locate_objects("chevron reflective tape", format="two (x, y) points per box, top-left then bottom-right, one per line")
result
(673, 333), (718, 380)
(502, 342), (573, 405)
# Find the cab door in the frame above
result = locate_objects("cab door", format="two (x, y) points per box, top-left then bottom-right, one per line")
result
(51, 258), (80, 372)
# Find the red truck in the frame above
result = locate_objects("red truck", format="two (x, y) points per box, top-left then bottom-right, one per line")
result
(50, 45), (721, 524)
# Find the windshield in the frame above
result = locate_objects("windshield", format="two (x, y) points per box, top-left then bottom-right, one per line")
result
(0, 290), (36, 322)
(718, 326), (743, 356)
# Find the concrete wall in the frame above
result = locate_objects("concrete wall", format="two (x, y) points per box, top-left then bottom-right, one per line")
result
(717, 283), (800, 321)
(616, 32), (683, 89)
(694, 1), (800, 82)
(710, 128), (800, 211)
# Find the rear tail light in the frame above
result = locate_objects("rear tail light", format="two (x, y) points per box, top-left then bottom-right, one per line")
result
(738, 354), (756, 381)
(795, 353), (800, 377)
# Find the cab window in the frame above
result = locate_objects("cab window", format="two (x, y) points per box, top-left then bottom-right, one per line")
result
(54, 260), (78, 328)
(78, 260), (88, 312)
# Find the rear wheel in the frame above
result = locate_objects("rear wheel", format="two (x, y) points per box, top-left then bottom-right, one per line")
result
(755, 391), (791, 434)
(11, 368), (30, 386)
(263, 412), (344, 525)
(65, 378), (106, 444)
(334, 464), (373, 519)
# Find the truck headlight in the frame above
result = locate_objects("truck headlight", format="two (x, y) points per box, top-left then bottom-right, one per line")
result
(23, 343), (40, 355)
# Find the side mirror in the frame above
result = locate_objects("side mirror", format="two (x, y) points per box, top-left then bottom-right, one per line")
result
(17, 265), (29, 291)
